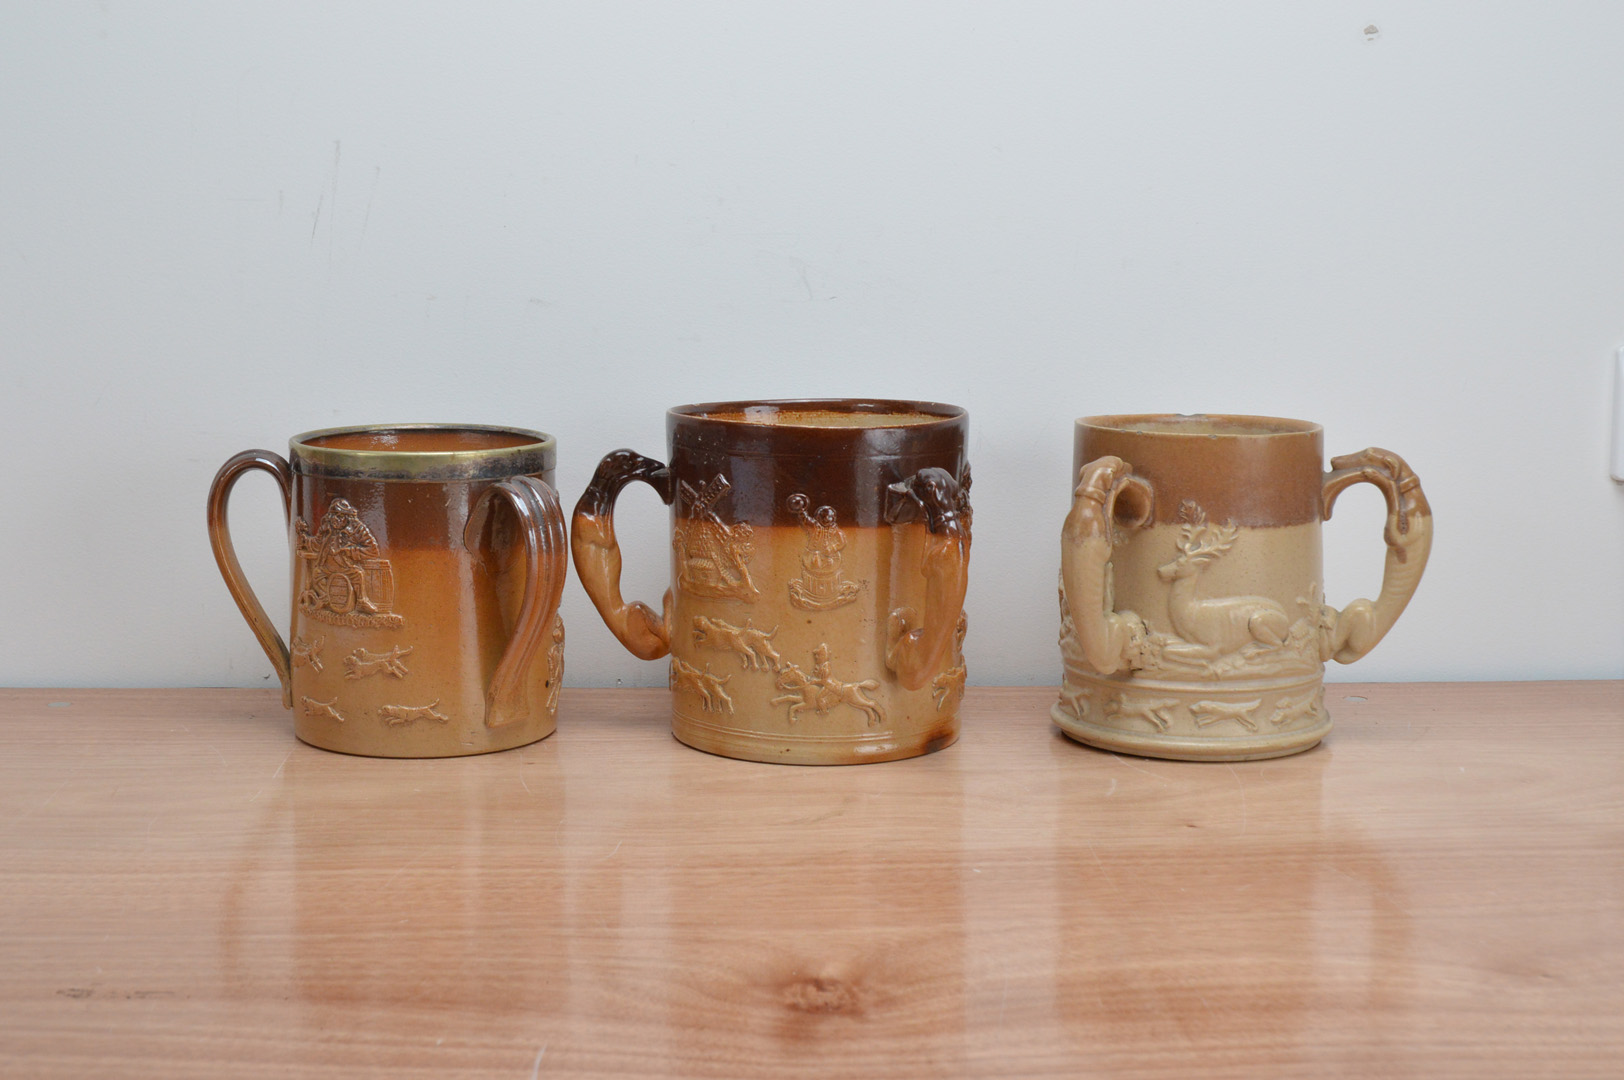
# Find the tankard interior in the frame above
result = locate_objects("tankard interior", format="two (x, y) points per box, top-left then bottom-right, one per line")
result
(1081, 413), (1322, 439)
(301, 427), (546, 453)
(676, 399), (961, 429)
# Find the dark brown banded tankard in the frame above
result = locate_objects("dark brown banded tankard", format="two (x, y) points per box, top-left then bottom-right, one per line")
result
(208, 425), (568, 757)
(573, 399), (972, 764)
(1056, 414), (1433, 761)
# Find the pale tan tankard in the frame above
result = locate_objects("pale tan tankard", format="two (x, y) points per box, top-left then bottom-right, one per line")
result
(1055, 414), (1432, 761)
(208, 425), (568, 757)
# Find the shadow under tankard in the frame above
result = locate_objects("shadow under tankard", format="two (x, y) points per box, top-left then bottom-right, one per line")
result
(216, 742), (570, 1058)
(1047, 737), (1415, 1072)
(556, 743), (971, 1075)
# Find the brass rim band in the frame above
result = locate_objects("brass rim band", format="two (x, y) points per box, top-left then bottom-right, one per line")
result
(289, 424), (556, 481)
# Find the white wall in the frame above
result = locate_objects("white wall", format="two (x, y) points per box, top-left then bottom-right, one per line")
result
(3, 2), (1621, 690)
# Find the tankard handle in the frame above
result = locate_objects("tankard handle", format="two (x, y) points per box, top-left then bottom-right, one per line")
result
(572, 449), (675, 660)
(207, 450), (295, 708)
(883, 465), (972, 691)
(1060, 456), (1156, 675)
(1319, 448), (1433, 664)
(466, 476), (569, 728)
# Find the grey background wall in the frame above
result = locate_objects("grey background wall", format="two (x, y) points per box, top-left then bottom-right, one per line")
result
(3, 2), (1621, 690)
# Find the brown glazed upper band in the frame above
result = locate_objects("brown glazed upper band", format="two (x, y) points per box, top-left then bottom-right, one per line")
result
(667, 399), (968, 527)
(1076, 414), (1325, 527)
(290, 424), (556, 481)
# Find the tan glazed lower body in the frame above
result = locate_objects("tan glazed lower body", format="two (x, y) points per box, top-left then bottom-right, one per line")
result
(289, 543), (565, 759)
(667, 522), (964, 765)
(1056, 520), (1333, 761)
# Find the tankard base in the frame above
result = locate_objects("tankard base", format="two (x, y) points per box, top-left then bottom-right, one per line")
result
(1050, 703), (1330, 762)
(294, 718), (556, 759)
(673, 712), (958, 766)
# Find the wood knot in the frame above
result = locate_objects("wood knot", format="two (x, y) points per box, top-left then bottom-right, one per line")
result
(782, 975), (862, 1016)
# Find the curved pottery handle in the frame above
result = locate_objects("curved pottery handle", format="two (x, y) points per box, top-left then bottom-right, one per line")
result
(466, 475), (569, 728)
(1319, 447), (1433, 664)
(207, 449), (295, 708)
(571, 449), (675, 661)
(884, 465), (972, 691)
(1060, 456), (1155, 675)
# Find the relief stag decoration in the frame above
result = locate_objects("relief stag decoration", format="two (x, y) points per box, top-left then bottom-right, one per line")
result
(1157, 501), (1291, 662)
(1061, 467), (1324, 682)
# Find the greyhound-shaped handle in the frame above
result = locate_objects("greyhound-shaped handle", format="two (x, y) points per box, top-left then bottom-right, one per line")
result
(465, 475), (568, 728)
(883, 465), (972, 691)
(1060, 455), (1156, 675)
(207, 449), (296, 708)
(1319, 448), (1433, 664)
(571, 449), (675, 661)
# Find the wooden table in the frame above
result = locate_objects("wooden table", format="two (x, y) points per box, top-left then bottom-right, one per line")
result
(1, 683), (1619, 1078)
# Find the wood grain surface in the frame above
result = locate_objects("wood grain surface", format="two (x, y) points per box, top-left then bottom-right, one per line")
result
(0, 683), (1620, 1078)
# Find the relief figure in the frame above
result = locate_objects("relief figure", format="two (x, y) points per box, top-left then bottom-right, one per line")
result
(932, 664), (967, 712)
(786, 494), (862, 611)
(1269, 688), (1325, 728)
(1104, 693), (1179, 733)
(1190, 698), (1263, 732)
(292, 635), (324, 673)
(673, 475), (758, 602)
(1058, 682), (1094, 723)
(379, 701), (449, 726)
(772, 644), (885, 727)
(301, 695), (346, 723)
(296, 500), (404, 629)
(670, 656), (735, 715)
(931, 612), (968, 712)
(692, 615), (782, 672)
(545, 617), (565, 717)
(343, 645), (413, 680)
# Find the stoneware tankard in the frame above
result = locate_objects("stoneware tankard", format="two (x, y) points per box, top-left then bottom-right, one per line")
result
(573, 399), (972, 765)
(1056, 414), (1432, 761)
(208, 424), (568, 757)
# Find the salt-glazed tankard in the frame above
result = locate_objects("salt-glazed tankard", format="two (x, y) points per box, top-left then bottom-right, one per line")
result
(573, 399), (972, 764)
(1056, 414), (1432, 761)
(208, 425), (568, 757)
